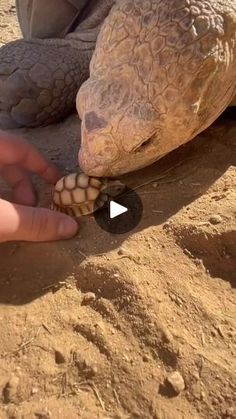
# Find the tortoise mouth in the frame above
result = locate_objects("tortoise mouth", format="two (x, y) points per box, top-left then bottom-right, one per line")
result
(78, 136), (161, 177)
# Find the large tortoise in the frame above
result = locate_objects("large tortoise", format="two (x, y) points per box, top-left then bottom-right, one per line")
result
(0, 0), (236, 178)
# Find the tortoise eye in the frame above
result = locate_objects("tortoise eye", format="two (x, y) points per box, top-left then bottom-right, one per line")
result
(133, 134), (155, 153)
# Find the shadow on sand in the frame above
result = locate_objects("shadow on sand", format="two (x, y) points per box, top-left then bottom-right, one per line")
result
(0, 118), (235, 304)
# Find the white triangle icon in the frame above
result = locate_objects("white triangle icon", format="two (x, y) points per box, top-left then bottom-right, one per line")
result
(109, 200), (128, 219)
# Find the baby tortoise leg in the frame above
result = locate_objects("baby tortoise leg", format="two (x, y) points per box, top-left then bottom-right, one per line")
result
(0, 38), (92, 129)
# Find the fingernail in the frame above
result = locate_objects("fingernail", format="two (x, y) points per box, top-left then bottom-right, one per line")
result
(58, 217), (78, 238)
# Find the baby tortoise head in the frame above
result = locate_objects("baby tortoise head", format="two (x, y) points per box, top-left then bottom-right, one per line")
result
(51, 172), (125, 217)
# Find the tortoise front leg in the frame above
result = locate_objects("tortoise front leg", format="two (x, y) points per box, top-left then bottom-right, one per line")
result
(0, 38), (92, 129)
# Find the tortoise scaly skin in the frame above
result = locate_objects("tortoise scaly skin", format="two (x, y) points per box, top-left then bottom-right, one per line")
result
(51, 172), (125, 216)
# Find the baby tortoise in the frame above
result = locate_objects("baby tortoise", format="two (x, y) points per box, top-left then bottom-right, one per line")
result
(51, 172), (125, 217)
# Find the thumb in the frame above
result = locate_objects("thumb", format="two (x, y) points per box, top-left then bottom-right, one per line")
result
(0, 199), (78, 243)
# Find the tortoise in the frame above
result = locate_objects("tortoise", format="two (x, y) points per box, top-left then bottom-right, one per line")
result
(51, 172), (125, 216)
(0, 0), (236, 178)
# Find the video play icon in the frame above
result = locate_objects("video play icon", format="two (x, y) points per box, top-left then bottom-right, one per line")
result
(109, 201), (128, 219)
(94, 186), (143, 234)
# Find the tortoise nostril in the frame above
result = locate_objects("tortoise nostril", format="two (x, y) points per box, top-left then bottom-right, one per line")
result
(84, 111), (108, 132)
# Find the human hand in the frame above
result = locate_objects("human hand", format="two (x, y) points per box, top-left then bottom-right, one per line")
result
(0, 131), (78, 242)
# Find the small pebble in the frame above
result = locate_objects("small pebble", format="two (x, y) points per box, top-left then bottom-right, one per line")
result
(3, 376), (20, 403)
(81, 292), (96, 305)
(162, 328), (173, 344)
(142, 354), (151, 363)
(34, 410), (51, 419)
(200, 390), (206, 400)
(113, 375), (119, 384)
(192, 371), (200, 381)
(191, 382), (201, 400)
(54, 349), (66, 364)
(31, 387), (38, 395)
(117, 247), (127, 256)
(166, 371), (185, 394)
(209, 215), (222, 225)
(90, 365), (98, 376)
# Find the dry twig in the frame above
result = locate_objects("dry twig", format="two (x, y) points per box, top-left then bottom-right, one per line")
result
(14, 326), (41, 353)
(88, 382), (105, 411)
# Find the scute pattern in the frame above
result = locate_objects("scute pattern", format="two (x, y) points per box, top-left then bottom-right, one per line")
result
(91, 0), (228, 89)
(51, 173), (104, 217)
(51, 172), (125, 217)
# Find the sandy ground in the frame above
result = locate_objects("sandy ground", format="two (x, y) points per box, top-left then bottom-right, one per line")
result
(0, 2), (235, 418)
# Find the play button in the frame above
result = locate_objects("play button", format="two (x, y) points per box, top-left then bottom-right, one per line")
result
(110, 201), (128, 219)
(94, 186), (143, 234)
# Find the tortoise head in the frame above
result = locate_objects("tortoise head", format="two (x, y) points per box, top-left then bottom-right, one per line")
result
(101, 179), (126, 198)
(77, 73), (163, 177)
(76, 1), (235, 177)
(76, 3), (167, 177)
(76, 2), (182, 177)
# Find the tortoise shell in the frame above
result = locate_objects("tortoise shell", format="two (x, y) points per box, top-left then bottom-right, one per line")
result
(51, 172), (125, 217)
(16, 0), (85, 39)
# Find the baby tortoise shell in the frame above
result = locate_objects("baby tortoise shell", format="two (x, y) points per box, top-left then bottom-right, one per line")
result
(51, 172), (125, 217)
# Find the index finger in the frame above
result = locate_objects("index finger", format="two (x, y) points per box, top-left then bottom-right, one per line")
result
(0, 131), (61, 184)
